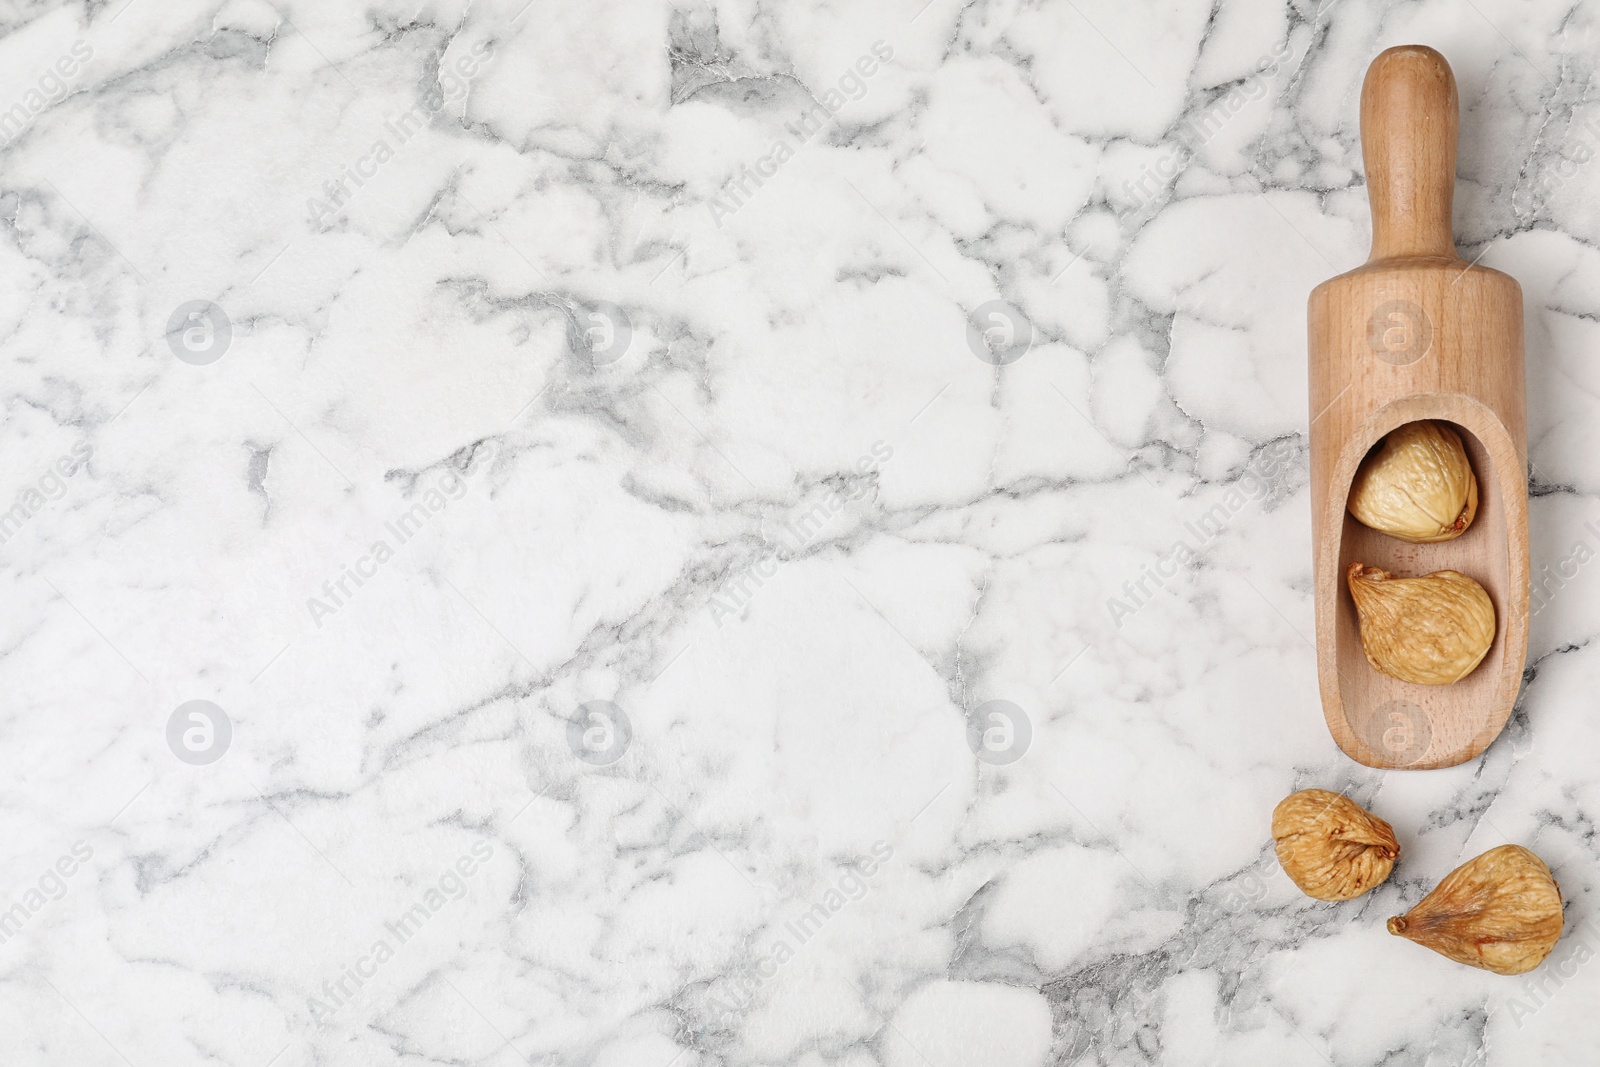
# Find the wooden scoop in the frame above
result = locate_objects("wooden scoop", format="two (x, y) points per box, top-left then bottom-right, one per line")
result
(1307, 45), (1528, 769)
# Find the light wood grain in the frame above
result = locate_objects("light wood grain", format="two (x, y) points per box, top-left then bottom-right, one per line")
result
(1307, 45), (1529, 769)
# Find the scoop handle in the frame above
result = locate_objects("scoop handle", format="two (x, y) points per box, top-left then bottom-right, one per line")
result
(1361, 45), (1460, 262)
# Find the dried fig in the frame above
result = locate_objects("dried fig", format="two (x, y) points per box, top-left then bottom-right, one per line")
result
(1388, 845), (1564, 975)
(1347, 563), (1495, 685)
(1348, 421), (1478, 543)
(1272, 789), (1399, 901)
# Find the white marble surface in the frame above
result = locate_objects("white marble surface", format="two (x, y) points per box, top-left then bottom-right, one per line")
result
(3, 0), (1600, 1063)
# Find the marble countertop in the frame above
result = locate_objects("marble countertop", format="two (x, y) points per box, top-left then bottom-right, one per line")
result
(3, 0), (1598, 1063)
